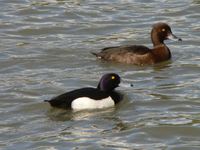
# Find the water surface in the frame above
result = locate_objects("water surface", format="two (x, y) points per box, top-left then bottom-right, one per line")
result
(0, 0), (200, 149)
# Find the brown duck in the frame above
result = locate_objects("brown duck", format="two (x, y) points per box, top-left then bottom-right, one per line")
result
(92, 22), (182, 65)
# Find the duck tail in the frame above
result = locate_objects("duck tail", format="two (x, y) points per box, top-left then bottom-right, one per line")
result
(91, 52), (98, 56)
(91, 52), (102, 59)
(44, 99), (50, 102)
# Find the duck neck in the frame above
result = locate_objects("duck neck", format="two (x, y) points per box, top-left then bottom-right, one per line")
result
(97, 83), (112, 92)
(151, 30), (164, 47)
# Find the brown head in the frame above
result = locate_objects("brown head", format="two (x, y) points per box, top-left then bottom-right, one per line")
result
(151, 22), (182, 46)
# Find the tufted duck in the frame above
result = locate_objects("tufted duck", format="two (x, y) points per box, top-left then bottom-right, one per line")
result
(44, 73), (122, 110)
(92, 22), (182, 65)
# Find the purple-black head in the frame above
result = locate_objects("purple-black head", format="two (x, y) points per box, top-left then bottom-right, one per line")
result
(97, 73), (121, 92)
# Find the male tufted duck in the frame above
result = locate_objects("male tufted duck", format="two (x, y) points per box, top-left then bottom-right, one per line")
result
(92, 22), (182, 65)
(44, 73), (122, 110)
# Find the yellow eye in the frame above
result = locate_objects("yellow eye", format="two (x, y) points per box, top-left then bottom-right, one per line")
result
(162, 28), (166, 32)
(111, 76), (115, 80)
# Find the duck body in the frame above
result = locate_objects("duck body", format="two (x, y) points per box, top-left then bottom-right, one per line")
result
(93, 22), (181, 65)
(44, 73), (122, 110)
(45, 87), (122, 110)
(95, 44), (171, 65)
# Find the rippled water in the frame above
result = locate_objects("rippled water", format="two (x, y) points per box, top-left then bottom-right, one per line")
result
(1, 0), (200, 149)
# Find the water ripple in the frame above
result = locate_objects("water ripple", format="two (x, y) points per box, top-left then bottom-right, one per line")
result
(1, 0), (200, 149)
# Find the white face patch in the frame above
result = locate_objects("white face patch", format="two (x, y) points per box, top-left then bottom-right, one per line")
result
(71, 96), (115, 110)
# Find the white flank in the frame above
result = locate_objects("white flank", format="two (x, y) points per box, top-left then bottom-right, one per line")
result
(71, 96), (115, 110)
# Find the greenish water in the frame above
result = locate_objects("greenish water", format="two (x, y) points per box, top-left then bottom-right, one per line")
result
(0, 0), (200, 149)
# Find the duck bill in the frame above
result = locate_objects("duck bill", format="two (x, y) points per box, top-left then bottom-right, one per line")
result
(167, 33), (182, 41)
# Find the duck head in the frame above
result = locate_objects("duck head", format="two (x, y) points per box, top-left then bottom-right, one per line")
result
(97, 73), (121, 92)
(151, 22), (182, 46)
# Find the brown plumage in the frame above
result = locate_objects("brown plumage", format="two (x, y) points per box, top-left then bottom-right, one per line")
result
(92, 22), (182, 65)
